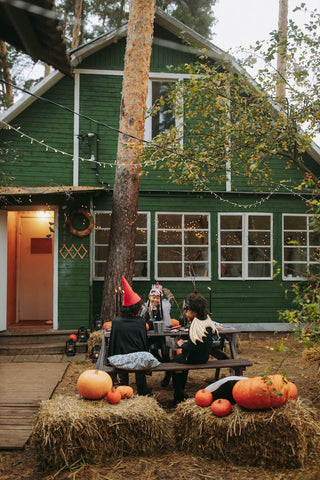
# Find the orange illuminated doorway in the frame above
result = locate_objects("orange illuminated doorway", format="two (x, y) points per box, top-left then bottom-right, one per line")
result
(7, 210), (54, 325)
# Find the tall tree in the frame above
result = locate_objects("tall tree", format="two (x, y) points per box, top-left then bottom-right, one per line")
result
(100, 0), (156, 321)
(0, 40), (13, 108)
(156, 0), (216, 39)
(71, 0), (83, 49)
(276, 0), (288, 100)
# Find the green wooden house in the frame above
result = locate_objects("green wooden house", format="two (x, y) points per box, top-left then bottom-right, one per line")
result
(1, 8), (320, 333)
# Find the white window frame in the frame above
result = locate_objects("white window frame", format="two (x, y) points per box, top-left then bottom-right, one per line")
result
(155, 212), (211, 281)
(282, 213), (320, 280)
(145, 74), (184, 144)
(218, 212), (273, 280)
(92, 210), (150, 281)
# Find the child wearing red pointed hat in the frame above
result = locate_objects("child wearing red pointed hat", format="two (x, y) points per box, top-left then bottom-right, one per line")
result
(107, 277), (151, 396)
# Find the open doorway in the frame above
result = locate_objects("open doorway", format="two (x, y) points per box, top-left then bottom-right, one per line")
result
(7, 210), (55, 328)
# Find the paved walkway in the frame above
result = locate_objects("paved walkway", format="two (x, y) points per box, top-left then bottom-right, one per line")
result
(0, 353), (87, 363)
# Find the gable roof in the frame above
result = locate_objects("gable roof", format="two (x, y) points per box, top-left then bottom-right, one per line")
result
(1, 6), (320, 165)
(0, 0), (72, 77)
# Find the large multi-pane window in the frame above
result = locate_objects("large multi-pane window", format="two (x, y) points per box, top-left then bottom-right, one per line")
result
(93, 211), (150, 280)
(156, 213), (210, 280)
(283, 214), (320, 279)
(219, 213), (272, 279)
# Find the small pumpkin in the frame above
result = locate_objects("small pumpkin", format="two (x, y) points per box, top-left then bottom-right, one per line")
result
(68, 333), (78, 342)
(210, 398), (232, 417)
(103, 321), (112, 331)
(146, 322), (150, 331)
(288, 381), (298, 399)
(176, 348), (183, 355)
(195, 389), (213, 407)
(232, 374), (290, 410)
(106, 388), (122, 404)
(116, 385), (134, 399)
(77, 369), (113, 400)
(171, 318), (180, 327)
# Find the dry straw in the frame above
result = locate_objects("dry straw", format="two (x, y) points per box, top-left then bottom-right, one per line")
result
(31, 394), (174, 470)
(173, 398), (320, 468)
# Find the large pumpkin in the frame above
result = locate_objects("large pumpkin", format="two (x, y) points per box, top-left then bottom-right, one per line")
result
(232, 374), (290, 410)
(288, 381), (298, 399)
(77, 369), (113, 400)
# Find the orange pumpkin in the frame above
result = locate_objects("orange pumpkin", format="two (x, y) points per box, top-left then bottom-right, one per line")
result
(171, 318), (180, 327)
(77, 369), (113, 400)
(146, 322), (150, 331)
(103, 321), (112, 331)
(116, 385), (134, 399)
(232, 374), (290, 410)
(210, 398), (232, 417)
(195, 389), (213, 407)
(106, 388), (122, 404)
(68, 333), (78, 342)
(176, 348), (183, 355)
(288, 381), (298, 399)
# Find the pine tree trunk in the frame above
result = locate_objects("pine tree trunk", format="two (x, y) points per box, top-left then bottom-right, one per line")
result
(0, 40), (13, 107)
(100, 0), (156, 321)
(276, 0), (288, 100)
(71, 0), (83, 49)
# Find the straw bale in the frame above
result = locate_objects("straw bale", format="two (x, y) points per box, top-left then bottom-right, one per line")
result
(31, 394), (174, 470)
(173, 398), (320, 468)
(86, 330), (103, 358)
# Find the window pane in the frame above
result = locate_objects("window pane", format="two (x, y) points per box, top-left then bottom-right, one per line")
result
(95, 213), (111, 228)
(158, 214), (182, 229)
(95, 245), (108, 260)
(134, 246), (147, 261)
(248, 263), (271, 277)
(310, 247), (320, 259)
(136, 229), (147, 244)
(221, 231), (242, 245)
(185, 263), (208, 277)
(248, 247), (270, 261)
(158, 247), (182, 261)
(185, 247), (208, 262)
(134, 262), (148, 277)
(152, 82), (175, 138)
(284, 232), (307, 245)
(158, 230), (182, 244)
(309, 231), (320, 246)
(248, 215), (270, 230)
(220, 215), (242, 229)
(284, 247), (307, 261)
(221, 263), (242, 277)
(136, 214), (147, 228)
(184, 230), (208, 245)
(184, 214), (208, 229)
(284, 216), (306, 230)
(221, 247), (242, 261)
(248, 232), (270, 245)
(95, 262), (105, 278)
(95, 230), (110, 244)
(158, 263), (182, 277)
(284, 263), (308, 277)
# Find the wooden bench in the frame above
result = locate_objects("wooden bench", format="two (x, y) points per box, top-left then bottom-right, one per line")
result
(103, 358), (252, 382)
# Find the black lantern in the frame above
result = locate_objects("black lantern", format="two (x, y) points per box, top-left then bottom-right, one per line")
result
(77, 326), (89, 343)
(94, 315), (103, 331)
(65, 339), (77, 356)
(91, 344), (101, 363)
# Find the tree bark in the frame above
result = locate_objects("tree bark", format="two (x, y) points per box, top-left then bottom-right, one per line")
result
(100, 0), (156, 321)
(0, 40), (13, 107)
(276, 0), (288, 101)
(71, 0), (83, 49)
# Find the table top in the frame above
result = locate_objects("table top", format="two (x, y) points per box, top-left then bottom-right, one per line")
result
(104, 326), (240, 337)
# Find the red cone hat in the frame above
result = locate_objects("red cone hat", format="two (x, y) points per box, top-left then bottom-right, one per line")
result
(121, 276), (141, 306)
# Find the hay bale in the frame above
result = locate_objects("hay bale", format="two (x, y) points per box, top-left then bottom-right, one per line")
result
(173, 398), (320, 468)
(31, 394), (174, 470)
(86, 330), (103, 358)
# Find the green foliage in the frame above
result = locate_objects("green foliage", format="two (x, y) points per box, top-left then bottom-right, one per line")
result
(141, 59), (308, 191)
(0, 140), (19, 185)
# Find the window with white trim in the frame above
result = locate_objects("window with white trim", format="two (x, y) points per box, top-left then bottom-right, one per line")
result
(219, 213), (273, 279)
(93, 211), (150, 280)
(283, 214), (320, 279)
(156, 213), (210, 280)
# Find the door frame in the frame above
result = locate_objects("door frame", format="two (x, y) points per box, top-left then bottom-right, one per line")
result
(0, 210), (7, 331)
(4, 205), (59, 330)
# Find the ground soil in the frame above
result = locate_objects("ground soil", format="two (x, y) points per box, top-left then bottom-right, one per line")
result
(1, 333), (320, 480)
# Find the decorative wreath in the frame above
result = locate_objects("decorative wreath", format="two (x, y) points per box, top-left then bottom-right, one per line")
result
(67, 208), (94, 238)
